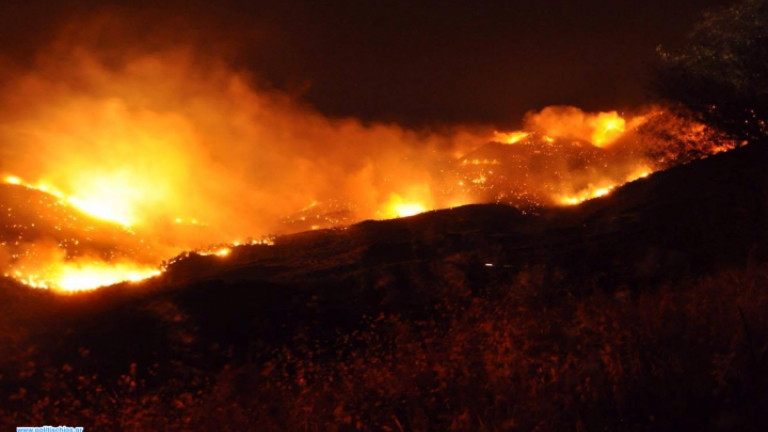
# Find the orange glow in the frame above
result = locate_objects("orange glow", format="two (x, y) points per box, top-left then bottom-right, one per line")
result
(9, 259), (161, 293)
(53, 263), (161, 292)
(558, 185), (615, 206)
(393, 203), (427, 218)
(589, 112), (626, 147)
(493, 131), (530, 144)
(511, 106), (644, 147)
(556, 166), (653, 206)
(0, 43), (722, 293)
(5, 175), (21, 185)
(381, 193), (429, 218)
(3, 174), (134, 226)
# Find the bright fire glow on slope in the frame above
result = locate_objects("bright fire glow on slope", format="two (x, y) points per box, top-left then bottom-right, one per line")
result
(392, 202), (427, 218)
(556, 168), (651, 206)
(379, 193), (430, 218)
(497, 106), (644, 148)
(4, 175), (133, 227)
(10, 262), (162, 292)
(0, 104), (661, 293)
(0, 45), (725, 293)
(589, 112), (627, 147)
(0, 100), (671, 293)
(493, 131), (531, 144)
(0, 172), (279, 292)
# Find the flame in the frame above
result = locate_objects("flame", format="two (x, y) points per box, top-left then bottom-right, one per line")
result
(52, 263), (161, 292)
(381, 193), (428, 218)
(198, 247), (232, 257)
(3, 174), (134, 226)
(0, 36), (724, 293)
(513, 106), (643, 147)
(557, 166), (653, 206)
(589, 112), (626, 147)
(558, 185), (616, 206)
(493, 131), (530, 144)
(9, 259), (161, 293)
(5, 176), (22, 185)
(393, 203), (427, 218)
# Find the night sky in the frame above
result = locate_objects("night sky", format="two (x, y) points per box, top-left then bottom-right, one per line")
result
(0, 0), (732, 128)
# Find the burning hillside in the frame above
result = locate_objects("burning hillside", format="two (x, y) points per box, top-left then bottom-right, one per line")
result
(0, 179), (167, 290)
(2, 0), (766, 429)
(0, 39), (731, 292)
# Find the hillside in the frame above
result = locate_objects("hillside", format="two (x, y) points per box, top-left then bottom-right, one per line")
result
(0, 184), (157, 263)
(2, 141), (768, 431)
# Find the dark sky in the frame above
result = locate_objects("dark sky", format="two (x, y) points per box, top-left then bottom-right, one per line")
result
(0, 0), (732, 128)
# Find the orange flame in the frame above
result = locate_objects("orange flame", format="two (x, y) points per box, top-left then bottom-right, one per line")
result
(0, 41), (719, 293)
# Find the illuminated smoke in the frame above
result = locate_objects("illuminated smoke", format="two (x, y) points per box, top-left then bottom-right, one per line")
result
(520, 105), (646, 147)
(0, 19), (719, 292)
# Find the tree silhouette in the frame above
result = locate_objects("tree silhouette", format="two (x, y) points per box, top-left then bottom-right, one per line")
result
(653, 0), (767, 144)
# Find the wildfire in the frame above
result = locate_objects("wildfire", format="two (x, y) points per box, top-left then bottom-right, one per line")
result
(381, 193), (429, 218)
(9, 261), (162, 292)
(3, 175), (133, 227)
(558, 186), (616, 206)
(0, 44), (724, 294)
(502, 106), (645, 148)
(493, 131), (531, 144)
(198, 247), (231, 257)
(557, 167), (652, 206)
(393, 203), (427, 218)
(589, 112), (627, 147)
(0, 170), (278, 292)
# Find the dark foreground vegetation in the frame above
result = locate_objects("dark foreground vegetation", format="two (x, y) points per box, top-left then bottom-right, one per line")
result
(2, 1), (766, 429)
(2, 139), (768, 431)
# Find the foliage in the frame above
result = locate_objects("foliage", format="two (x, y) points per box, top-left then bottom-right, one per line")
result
(2, 264), (768, 431)
(653, 0), (767, 144)
(638, 109), (736, 168)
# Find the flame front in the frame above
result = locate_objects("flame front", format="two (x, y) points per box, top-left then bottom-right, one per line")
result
(4, 175), (134, 227)
(12, 262), (161, 292)
(589, 112), (626, 147)
(0, 46), (725, 293)
(493, 131), (531, 144)
(556, 167), (652, 206)
(379, 192), (431, 219)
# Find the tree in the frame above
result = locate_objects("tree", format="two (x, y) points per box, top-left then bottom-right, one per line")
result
(653, 0), (767, 144)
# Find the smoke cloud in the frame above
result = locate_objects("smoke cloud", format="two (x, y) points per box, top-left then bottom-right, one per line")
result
(0, 24), (490, 255)
(0, 12), (707, 291)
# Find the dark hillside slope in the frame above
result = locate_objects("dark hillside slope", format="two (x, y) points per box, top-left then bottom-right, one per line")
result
(2, 141), (768, 431)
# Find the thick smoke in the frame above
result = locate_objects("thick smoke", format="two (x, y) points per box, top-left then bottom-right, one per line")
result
(0, 30), (490, 254)
(0, 12), (700, 291)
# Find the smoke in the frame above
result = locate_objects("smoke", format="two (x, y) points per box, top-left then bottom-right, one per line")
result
(0, 33), (489, 255)
(521, 105), (646, 147)
(0, 12), (708, 291)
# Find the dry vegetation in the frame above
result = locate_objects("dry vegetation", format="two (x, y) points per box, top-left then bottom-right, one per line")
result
(2, 262), (768, 431)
